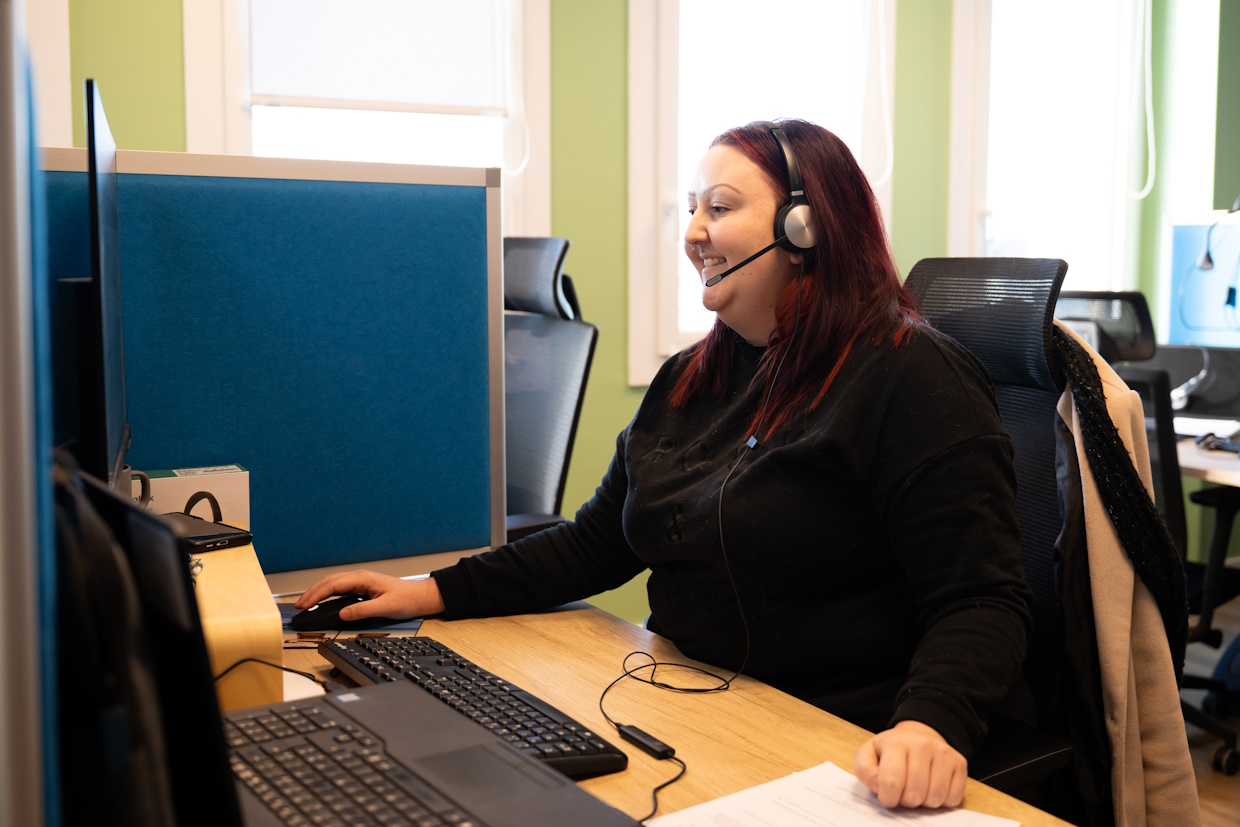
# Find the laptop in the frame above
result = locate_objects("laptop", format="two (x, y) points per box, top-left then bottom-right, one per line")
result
(73, 470), (638, 827)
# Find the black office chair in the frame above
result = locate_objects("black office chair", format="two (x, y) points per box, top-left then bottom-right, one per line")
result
(904, 258), (1078, 806)
(1114, 366), (1240, 774)
(502, 237), (598, 543)
(1055, 290), (1240, 773)
(1055, 291), (1156, 362)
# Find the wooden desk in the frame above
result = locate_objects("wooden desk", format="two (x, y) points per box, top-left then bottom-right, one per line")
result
(285, 604), (1069, 825)
(1178, 439), (1240, 488)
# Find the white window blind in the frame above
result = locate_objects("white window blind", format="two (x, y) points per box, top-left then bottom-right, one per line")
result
(249, 0), (504, 115)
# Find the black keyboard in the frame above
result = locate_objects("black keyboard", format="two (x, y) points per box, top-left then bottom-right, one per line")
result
(319, 636), (628, 779)
(226, 700), (487, 827)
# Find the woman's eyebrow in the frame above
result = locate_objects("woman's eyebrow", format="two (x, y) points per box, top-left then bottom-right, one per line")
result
(688, 183), (742, 200)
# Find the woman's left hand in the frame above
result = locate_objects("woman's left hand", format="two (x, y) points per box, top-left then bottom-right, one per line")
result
(853, 720), (967, 809)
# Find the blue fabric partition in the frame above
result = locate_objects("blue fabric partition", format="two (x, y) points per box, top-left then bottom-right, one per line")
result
(45, 166), (493, 573)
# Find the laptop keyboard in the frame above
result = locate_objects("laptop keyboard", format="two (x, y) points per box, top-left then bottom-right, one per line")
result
(319, 636), (628, 779)
(227, 701), (486, 827)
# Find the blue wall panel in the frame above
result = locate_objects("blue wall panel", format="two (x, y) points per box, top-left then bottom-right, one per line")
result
(46, 170), (492, 572)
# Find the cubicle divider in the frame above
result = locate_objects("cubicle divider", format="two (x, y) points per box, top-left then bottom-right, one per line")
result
(42, 150), (505, 581)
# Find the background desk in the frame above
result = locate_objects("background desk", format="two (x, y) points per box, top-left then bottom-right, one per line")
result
(285, 605), (1069, 825)
(1179, 439), (1240, 488)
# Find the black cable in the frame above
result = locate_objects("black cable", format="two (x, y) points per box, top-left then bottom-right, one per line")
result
(597, 652), (737, 729)
(717, 264), (805, 678)
(638, 756), (687, 824)
(593, 268), (808, 824)
(213, 655), (342, 692)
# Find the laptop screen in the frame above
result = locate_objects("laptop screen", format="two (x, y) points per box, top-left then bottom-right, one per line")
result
(76, 470), (243, 825)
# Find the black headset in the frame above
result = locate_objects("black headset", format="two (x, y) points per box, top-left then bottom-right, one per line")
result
(760, 121), (817, 252)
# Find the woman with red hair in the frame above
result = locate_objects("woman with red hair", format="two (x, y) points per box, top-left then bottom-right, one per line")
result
(299, 120), (1033, 812)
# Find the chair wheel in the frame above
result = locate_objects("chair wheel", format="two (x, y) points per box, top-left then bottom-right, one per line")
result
(1211, 746), (1240, 775)
(1202, 693), (1232, 719)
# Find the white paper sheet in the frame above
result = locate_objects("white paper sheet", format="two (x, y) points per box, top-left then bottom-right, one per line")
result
(648, 762), (1021, 827)
(283, 670), (326, 701)
(1173, 416), (1240, 439)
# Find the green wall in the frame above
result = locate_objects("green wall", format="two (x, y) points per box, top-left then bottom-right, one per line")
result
(891, 0), (953, 274)
(1216, 0), (1240, 210)
(68, 0), (185, 151)
(548, 0), (650, 621)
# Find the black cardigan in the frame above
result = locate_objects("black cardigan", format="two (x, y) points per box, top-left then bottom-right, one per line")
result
(433, 325), (1034, 758)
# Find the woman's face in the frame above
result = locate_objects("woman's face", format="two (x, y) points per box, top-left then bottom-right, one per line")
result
(684, 143), (803, 346)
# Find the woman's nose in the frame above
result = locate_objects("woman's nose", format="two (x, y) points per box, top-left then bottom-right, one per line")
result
(684, 212), (707, 248)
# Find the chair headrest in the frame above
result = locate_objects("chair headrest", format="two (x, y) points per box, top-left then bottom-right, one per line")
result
(503, 237), (574, 320)
(1054, 291), (1156, 362)
(905, 257), (1068, 393)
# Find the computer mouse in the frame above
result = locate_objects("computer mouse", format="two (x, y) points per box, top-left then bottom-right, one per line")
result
(289, 593), (401, 632)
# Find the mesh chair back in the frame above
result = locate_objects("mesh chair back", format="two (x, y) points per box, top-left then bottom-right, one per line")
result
(1113, 367), (1188, 556)
(504, 312), (598, 516)
(503, 237), (575, 320)
(1055, 291), (1156, 362)
(904, 257), (1068, 732)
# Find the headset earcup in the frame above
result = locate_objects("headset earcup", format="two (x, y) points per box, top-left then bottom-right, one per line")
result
(777, 200), (816, 251)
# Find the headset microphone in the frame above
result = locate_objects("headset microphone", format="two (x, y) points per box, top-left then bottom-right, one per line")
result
(703, 236), (787, 287)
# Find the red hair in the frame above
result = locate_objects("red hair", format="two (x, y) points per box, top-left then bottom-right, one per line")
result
(670, 119), (922, 439)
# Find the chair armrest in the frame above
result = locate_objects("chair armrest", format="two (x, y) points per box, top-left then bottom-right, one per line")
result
(968, 717), (1073, 794)
(505, 513), (567, 544)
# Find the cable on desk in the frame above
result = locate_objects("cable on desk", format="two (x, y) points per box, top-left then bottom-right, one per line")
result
(638, 756), (686, 824)
(213, 656), (346, 694)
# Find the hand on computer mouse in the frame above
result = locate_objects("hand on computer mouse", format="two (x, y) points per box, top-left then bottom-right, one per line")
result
(290, 593), (401, 632)
(293, 569), (445, 623)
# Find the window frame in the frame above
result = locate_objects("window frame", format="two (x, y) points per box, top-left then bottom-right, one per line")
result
(627, 0), (896, 387)
(946, 0), (1150, 292)
(182, 0), (551, 236)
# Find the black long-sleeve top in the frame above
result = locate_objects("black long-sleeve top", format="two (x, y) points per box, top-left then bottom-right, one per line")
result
(432, 325), (1034, 758)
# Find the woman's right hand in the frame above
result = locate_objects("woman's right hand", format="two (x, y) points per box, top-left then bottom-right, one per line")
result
(293, 570), (445, 622)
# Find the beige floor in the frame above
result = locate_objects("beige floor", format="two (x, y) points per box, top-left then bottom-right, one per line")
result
(1185, 597), (1240, 826)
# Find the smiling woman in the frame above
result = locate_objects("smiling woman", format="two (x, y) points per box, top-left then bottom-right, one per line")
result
(299, 118), (1038, 814)
(684, 143), (799, 343)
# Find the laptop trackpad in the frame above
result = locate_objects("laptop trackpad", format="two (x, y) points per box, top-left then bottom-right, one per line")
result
(413, 745), (557, 803)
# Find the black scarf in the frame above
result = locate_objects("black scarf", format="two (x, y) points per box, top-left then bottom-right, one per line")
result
(1052, 327), (1188, 685)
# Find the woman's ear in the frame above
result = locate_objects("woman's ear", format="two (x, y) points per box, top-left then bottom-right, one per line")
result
(790, 251), (805, 265)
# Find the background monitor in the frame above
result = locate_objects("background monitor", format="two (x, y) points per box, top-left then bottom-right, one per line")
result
(66, 78), (129, 487)
(1165, 220), (1240, 348)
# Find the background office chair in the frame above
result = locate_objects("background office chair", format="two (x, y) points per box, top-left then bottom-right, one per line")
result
(502, 237), (598, 543)
(1055, 290), (1240, 774)
(904, 258), (1079, 810)
(1055, 291), (1156, 362)
(1114, 367), (1240, 774)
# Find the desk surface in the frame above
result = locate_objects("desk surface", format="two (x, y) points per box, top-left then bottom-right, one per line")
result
(285, 604), (1069, 825)
(1178, 439), (1240, 488)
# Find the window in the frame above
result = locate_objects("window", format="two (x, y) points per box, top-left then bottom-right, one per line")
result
(182, 0), (550, 235)
(947, 0), (1160, 291)
(628, 0), (896, 385)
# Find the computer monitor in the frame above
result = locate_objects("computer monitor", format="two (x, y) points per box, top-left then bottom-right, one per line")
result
(61, 469), (242, 826)
(1165, 220), (1240, 348)
(68, 79), (130, 487)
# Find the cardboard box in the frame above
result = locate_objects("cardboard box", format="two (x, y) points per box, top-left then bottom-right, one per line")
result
(194, 544), (283, 710)
(139, 464), (250, 528)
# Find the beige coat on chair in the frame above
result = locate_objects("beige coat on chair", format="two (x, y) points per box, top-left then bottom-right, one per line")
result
(1055, 322), (1201, 827)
